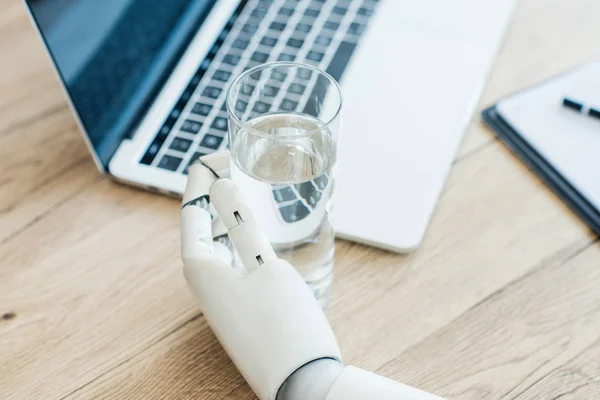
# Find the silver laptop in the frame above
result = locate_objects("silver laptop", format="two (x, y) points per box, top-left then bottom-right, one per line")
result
(25, 0), (517, 252)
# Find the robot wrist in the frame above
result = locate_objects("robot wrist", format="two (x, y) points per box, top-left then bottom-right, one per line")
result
(325, 366), (445, 400)
(277, 358), (343, 400)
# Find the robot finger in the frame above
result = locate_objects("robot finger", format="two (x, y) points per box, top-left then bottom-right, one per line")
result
(181, 161), (220, 264)
(210, 179), (277, 273)
(199, 150), (231, 178)
(211, 216), (234, 266)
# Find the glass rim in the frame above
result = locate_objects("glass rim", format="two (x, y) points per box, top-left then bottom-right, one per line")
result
(226, 61), (342, 138)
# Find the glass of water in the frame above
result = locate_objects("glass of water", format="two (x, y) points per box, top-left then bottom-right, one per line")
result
(226, 62), (341, 309)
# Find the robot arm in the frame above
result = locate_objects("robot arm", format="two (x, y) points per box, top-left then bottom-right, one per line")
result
(326, 366), (444, 400)
(279, 359), (443, 400)
(181, 158), (444, 400)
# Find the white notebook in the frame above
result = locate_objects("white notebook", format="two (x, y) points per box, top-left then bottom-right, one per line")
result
(495, 61), (600, 214)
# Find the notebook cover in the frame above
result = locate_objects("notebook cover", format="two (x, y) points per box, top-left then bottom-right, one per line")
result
(482, 105), (600, 236)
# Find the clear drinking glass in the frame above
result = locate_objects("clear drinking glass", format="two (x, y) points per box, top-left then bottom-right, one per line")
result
(226, 62), (341, 309)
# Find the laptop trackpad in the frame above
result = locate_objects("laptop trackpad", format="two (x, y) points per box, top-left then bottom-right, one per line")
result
(333, 6), (496, 251)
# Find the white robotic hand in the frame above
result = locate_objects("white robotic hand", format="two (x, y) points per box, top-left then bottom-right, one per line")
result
(182, 160), (341, 400)
(181, 158), (445, 400)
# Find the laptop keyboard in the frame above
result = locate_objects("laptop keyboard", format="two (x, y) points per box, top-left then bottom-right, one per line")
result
(140, 0), (380, 174)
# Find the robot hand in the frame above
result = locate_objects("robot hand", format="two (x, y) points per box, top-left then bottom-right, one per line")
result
(181, 157), (445, 400)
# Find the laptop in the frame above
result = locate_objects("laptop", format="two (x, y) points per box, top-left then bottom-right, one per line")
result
(24, 0), (517, 252)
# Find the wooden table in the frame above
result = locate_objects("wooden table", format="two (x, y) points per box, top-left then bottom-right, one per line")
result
(2, 1), (600, 399)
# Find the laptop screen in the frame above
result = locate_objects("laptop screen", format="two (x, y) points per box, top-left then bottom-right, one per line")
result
(26, 0), (217, 168)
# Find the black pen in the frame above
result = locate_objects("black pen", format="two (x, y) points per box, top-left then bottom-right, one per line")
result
(562, 97), (600, 121)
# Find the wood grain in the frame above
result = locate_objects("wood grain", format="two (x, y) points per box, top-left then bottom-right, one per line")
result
(0, 2), (65, 136)
(374, 240), (600, 399)
(514, 338), (600, 400)
(1, 0), (600, 399)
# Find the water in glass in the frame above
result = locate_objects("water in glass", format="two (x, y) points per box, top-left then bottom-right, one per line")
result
(230, 113), (336, 308)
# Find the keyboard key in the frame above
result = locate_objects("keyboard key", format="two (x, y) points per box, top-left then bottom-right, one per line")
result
(295, 23), (311, 33)
(306, 191), (322, 208)
(147, 142), (160, 157)
(278, 53), (296, 62)
(197, 59), (211, 76)
(279, 201), (310, 223)
(296, 180), (323, 208)
(140, 141), (161, 165)
(170, 108), (181, 119)
(242, 23), (258, 34)
(253, 101), (271, 113)
(263, 85), (280, 97)
(169, 137), (192, 152)
(190, 75), (202, 87)
(332, 6), (347, 15)
(159, 125), (171, 136)
(323, 21), (340, 31)
(211, 117), (228, 131)
(220, 102), (228, 112)
(148, 143), (160, 156)
(241, 84), (255, 95)
(281, 99), (298, 111)
(251, 8), (267, 19)
(180, 120), (202, 134)
(207, 44), (219, 58)
(273, 186), (297, 202)
(235, 99), (248, 112)
(278, 7), (294, 16)
(271, 70), (287, 81)
(306, 51), (324, 62)
(232, 38), (249, 50)
(165, 114), (178, 128)
(256, 0), (271, 10)
(348, 22), (365, 36)
(200, 134), (223, 149)
(202, 86), (222, 99)
(157, 155), (182, 171)
(222, 54), (241, 65)
(261, 36), (278, 47)
(199, 58), (211, 71)
(296, 68), (313, 80)
(314, 173), (329, 190)
(315, 35), (333, 46)
(212, 70), (231, 82)
(296, 182), (318, 201)
(270, 21), (286, 31)
(316, 35), (333, 46)
(191, 103), (211, 116)
(304, 71), (329, 116)
(251, 51), (269, 63)
(325, 40), (357, 81)
(180, 90), (192, 102)
(304, 8), (319, 18)
(287, 38), (304, 48)
(357, 7), (373, 17)
(289, 83), (305, 95)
